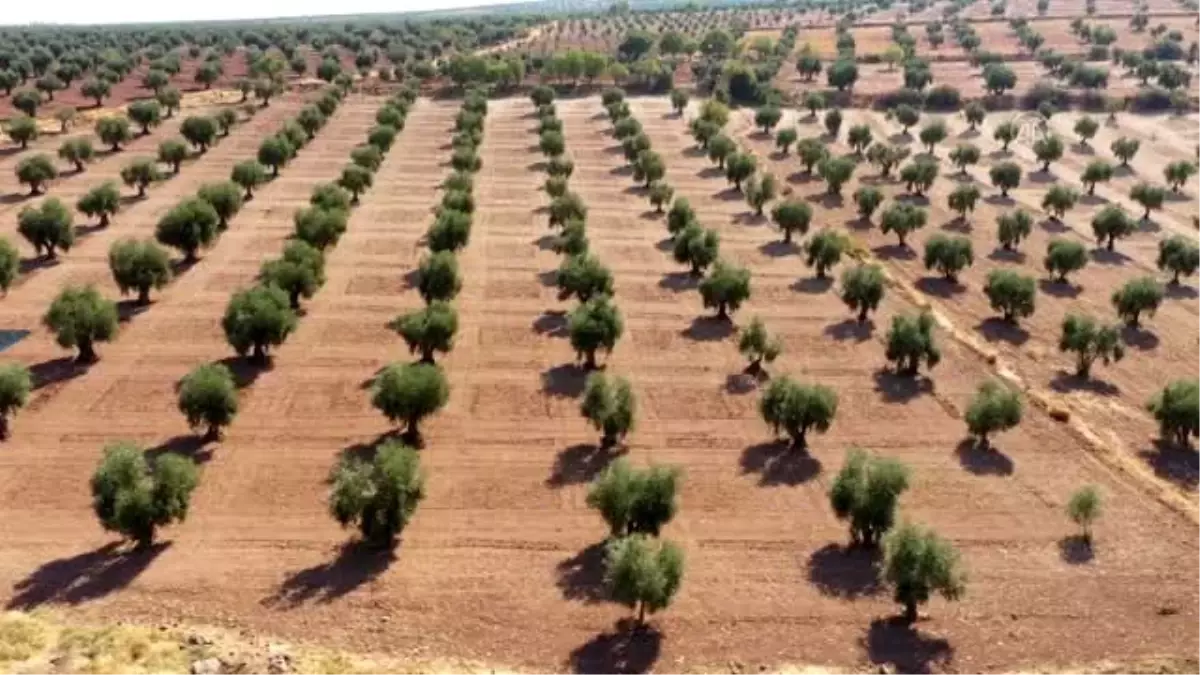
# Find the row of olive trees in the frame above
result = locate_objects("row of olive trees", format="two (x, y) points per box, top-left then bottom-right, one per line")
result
(328, 86), (465, 552)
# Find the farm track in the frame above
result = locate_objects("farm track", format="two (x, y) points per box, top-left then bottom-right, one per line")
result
(0, 96), (1193, 672)
(0, 99), (301, 303)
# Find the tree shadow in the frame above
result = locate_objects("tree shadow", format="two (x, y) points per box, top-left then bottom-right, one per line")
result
(623, 185), (649, 197)
(1029, 169), (1057, 184)
(1079, 193), (1106, 206)
(609, 165), (633, 177)
(1091, 247), (1131, 266)
(983, 194), (1015, 206)
(739, 440), (822, 486)
(264, 541), (395, 607)
(542, 363), (588, 398)
(724, 371), (762, 394)
(824, 318), (874, 342)
(116, 299), (150, 323)
(806, 543), (883, 599)
(654, 237), (674, 252)
(872, 244), (916, 261)
(987, 148), (1012, 160)
(533, 233), (558, 251)
(681, 315), (735, 342)
(7, 541), (170, 609)
(1071, 142), (1095, 156)
(805, 192), (845, 209)
(893, 193), (929, 207)
(145, 434), (214, 465)
(533, 310), (568, 338)
(1121, 325), (1159, 351)
(786, 171), (819, 184)
(733, 211), (768, 226)
(863, 617), (954, 674)
(18, 256), (60, 275)
(0, 192), (32, 205)
(915, 276), (966, 298)
(1165, 283), (1199, 300)
(537, 269), (559, 287)
(888, 131), (912, 144)
(658, 271), (698, 292)
(555, 540), (608, 602)
(988, 248), (1026, 264)
(1137, 218), (1161, 234)
(1138, 439), (1198, 489)
(1038, 278), (1082, 298)
(74, 222), (107, 238)
(759, 240), (799, 257)
(939, 217), (971, 233)
(1049, 370), (1121, 396)
(845, 216), (873, 230)
(569, 620), (662, 674)
(546, 443), (624, 488)
(958, 128), (980, 139)
(1037, 217), (1068, 233)
(216, 355), (271, 389)
(1058, 534), (1095, 564)
(873, 369), (934, 403)
(29, 356), (89, 390)
(976, 317), (1030, 346)
(954, 437), (1014, 476)
(527, 160), (548, 172)
(682, 146), (706, 158)
(713, 186), (744, 201)
(792, 276), (834, 294)
(697, 166), (723, 179)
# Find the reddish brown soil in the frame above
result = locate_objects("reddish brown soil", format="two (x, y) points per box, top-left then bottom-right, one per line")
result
(0, 94), (1194, 673)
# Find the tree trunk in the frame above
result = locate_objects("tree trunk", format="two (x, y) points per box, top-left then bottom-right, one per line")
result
(77, 338), (97, 364)
(904, 600), (918, 623)
(99, 212), (109, 227)
(244, 187), (254, 200)
(205, 423), (220, 442)
(289, 290), (301, 310)
(717, 303), (728, 320)
(0, 415), (9, 440)
(138, 183), (146, 197)
(1076, 355), (1092, 378)
(137, 286), (150, 305)
(420, 348), (435, 364)
(637, 602), (646, 626)
(585, 350), (597, 370)
(252, 342), (267, 364)
(1106, 237), (1114, 251)
(858, 305), (869, 322)
(783, 229), (793, 244)
(790, 426), (807, 449)
(1088, 183), (1095, 196)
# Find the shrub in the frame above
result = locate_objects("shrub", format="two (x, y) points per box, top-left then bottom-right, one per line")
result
(854, 186), (884, 222)
(338, 165), (374, 203)
(43, 285), (118, 362)
(108, 238), (171, 305)
(759, 376), (838, 449)
(918, 120), (947, 153)
(91, 443), (198, 548)
(724, 152), (757, 190)
(1164, 161), (1198, 192)
(329, 439), (424, 549)
(648, 181), (674, 213)
(157, 138), (188, 173)
(965, 379), (1023, 445)
(796, 137), (829, 173)
(549, 192), (586, 228)
(371, 362), (449, 442)
(221, 284), (297, 362)
(993, 119), (1019, 150)
(580, 372), (636, 448)
(666, 198), (696, 238)
(120, 157), (162, 197)
(1066, 486), (1102, 543)
(882, 523), (965, 622)
(1146, 380), (1199, 447)
(17, 198), (74, 260)
(177, 363), (239, 440)
(775, 127), (798, 154)
(948, 144), (980, 174)
(1111, 277), (1163, 327)
(1059, 313), (1124, 378)
(829, 448), (910, 546)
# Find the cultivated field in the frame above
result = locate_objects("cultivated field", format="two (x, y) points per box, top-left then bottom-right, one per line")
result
(0, 91), (1194, 673)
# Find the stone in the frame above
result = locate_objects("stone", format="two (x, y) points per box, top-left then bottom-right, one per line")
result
(191, 658), (222, 675)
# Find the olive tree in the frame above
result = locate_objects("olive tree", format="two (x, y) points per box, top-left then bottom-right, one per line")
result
(1157, 235), (1199, 284)
(128, 100), (163, 135)
(699, 260), (751, 320)
(881, 523), (965, 622)
(580, 372), (636, 448)
(257, 136), (293, 176)
(759, 376), (838, 449)
(426, 209), (472, 253)
(156, 198), (220, 262)
(221, 284), (297, 363)
(673, 223), (720, 276)
(415, 251), (462, 304)
(829, 448), (910, 546)
(1042, 185), (1079, 221)
(1074, 115), (1099, 146)
(949, 143), (980, 174)
(18, 198), (74, 259)
(16, 154), (58, 195)
(965, 379), (1023, 446)
(58, 137), (95, 173)
(556, 253), (614, 303)
(0, 363), (32, 439)
(1090, 205), (1135, 251)
(0, 238), (17, 295)
(1059, 313), (1124, 378)
(1164, 160), (1198, 192)
(329, 440), (425, 549)
(1081, 159), (1113, 195)
(947, 184), (981, 222)
(984, 269), (1036, 324)
(818, 156), (856, 196)
(605, 534), (685, 625)
(120, 157), (162, 197)
(231, 160), (268, 199)
(1111, 136), (1139, 166)
(738, 316), (781, 376)
(180, 116), (218, 153)
(371, 362), (450, 442)
(177, 363), (239, 440)
(587, 459), (679, 537)
(6, 116), (37, 148)
(260, 241), (325, 310)
(569, 296), (624, 369)
(918, 120), (947, 153)
(1111, 277), (1163, 328)
(854, 186), (884, 222)
(1146, 380), (1199, 448)
(91, 443), (198, 548)
(1066, 486), (1102, 544)
(805, 229), (849, 279)
(797, 137), (829, 173)
(885, 311), (941, 376)
(43, 285), (118, 363)
(724, 152), (757, 190)
(993, 119), (1019, 151)
(996, 210), (1032, 252)
(899, 157), (938, 196)
(95, 116), (132, 152)
(841, 264), (886, 322)
(989, 161), (1022, 197)
(1043, 239), (1089, 283)
(881, 203), (928, 248)
(108, 238), (172, 305)
(1129, 182), (1165, 221)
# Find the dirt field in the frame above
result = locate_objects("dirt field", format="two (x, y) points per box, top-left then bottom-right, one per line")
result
(0, 92), (1195, 673)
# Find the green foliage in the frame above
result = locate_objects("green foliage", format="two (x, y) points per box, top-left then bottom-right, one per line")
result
(672, 223), (720, 276)
(17, 198), (74, 259)
(557, 253), (614, 303)
(414, 251), (462, 304)
(1157, 235), (1200, 284)
(329, 440), (425, 549)
(604, 534), (685, 624)
(221, 284), (297, 362)
(706, 134), (736, 167)
(338, 164), (374, 203)
(885, 311), (941, 375)
(197, 181), (244, 227)
(1111, 276), (1163, 327)
(824, 108), (843, 138)
(371, 362), (450, 442)
(260, 240), (325, 309)
(826, 59), (858, 90)
(1066, 486), (1102, 542)
(670, 89), (689, 113)
(180, 116), (218, 152)
(881, 522), (965, 621)
(6, 115), (37, 148)
(1073, 115), (1099, 144)
(667, 197), (697, 238)
(16, 154), (58, 195)
(989, 161), (1022, 197)
(293, 206), (348, 250)
(963, 101), (986, 129)
(804, 229), (850, 279)
(296, 106), (326, 140)
(770, 199), (812, 243)
(539, 130), (565, 158)
(853, 186), (884, 222)
(1129, 182), (1165, 221)
(648, 181), (674, 213)
(847, 124), (872, 155)
(1111, 136), (1139, 166)
(1041, 185), (1079, 221)
(216, 109), (238, 136)
(755, 105), (782, 133)
(156, 138), (188, 173)
(1147, 380), (1199, 447)
(759, 375), (838, 449)
(633, 150), (665, 187)
(796, 137), (829, 173)
(893, 104), (920, 132)
(840, 264), (886, 322)
(738, 316), (781, 375)
(108, 238), (171, 305)
(177, 363), (238, 440)
(866, 143), (909, 178)
(949, 143), (980, 173)
(965, 379), (1023, 444)
(917, 120), (947, 153)
(899, 157), (938, 196)
(775, 127), (798, 154)
(818, 156), (856, 196)
(699, 260), (751, 320)
(549, 192), (587, 228)
(427, 209), (472, 253)
(580, 372), (637, 448)
(0, 238), (17, 295)
(0, 362), (31, 439)
(1164, 160), (1198, 192)
(947, 184), (981, 220)
(1059, 313), (1124, 378)
(91, 443), (198, 548)
(993, 119), (1019, 150)
(1043, 238), (1089, 283)
(257, 136), (293, 176)
(43, 285), (118, 362)
(743, 172), (777, 214)
(881, 203), (927, 247)
(58, 137), (95, 172)
(587, 458), (679, 537)
(390, 301), (458, 364)
(984, 269), (1036, 323)
(155, 198), (219, 261)
(95, 116), (132, 151)
(569, 295), (624, 369)
(1090, 205), (1135, 251)
(829, 448), (910, 546)
(724, 152), (757, 190)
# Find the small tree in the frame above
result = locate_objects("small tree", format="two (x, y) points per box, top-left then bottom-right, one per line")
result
(1111, 136), (1139, 166)
(706, 134), (735, 168)
(633, 151), (666, 188)
(1041, 185), (1079, 221)
(197, 182), (244, 229)
(556, 253), (614, 303)
(580, 372), (636, 448)
(744, 173), (778, 215)
(881, 523), (965, 622)
(673, 223), (720, 276)
(180, 116), (218, 153)
(91, 443), (198, 548)
(605, 534), (685, 626)
(337, 164), (373, 204)
(829, 448), (910, 546)
(893, 104), (920, 133)
(1129, 182), (1165, 221)
(156, 198), (220, 262)
(867, 144), (910, 179)
(371, 362), (449, 442)
(805, 229), (849, 279)
(1073, 115), (1099, 146)
(918, 120), (947, 153)
(854, 186), (884, 222)
(1146, 380), (1199, 448)
(738, 316), (781, 376)
(216, 109), (238, 136)
(231, 161), (268, 199)
(841, 264), (886, 322)
(669, 89), (689, 114)
(0, 362), (31, 439)
(965, 379), (1023, 446)
(1164, 160), (1198, 193)
(587, 458), (679, 537)
(667, 198), (696, 238)
(818, 157), (855, 196)
(539, 130), (565, 158)
(1066, 486), (1102, 544)
(95, 116), (132, 152)
(947, 184), (981, 222)
(759, 376), (838, 449)
(1080, 160), (1113, 195)
(803, 90), (826, 116)
(108, 238), (172, 305)
(725, 152), (757, 190)
(16, 154), (58, 195)
(984, 269), (1036, 323)
(549, 192), (587, 228)
(257, 136), (293, 177)
(18, 198), (74, 260)
(989, 161), (1022, 197)
(1157, 235), (1200, 284)
(949, 143), (980, 174)
(699, 260), (751, 321)
(58, 138), (95, 173)
(390, 301), (459, 364)
(1111, 277), (1163, 328)
(329, 440), (425, 549)
(221, 284), (297, 363)
(415, 251), (462, 304)
(1043, 239), (1089, 283)
(885, 311), (941, 376)
(963, 101), (986, 130)
(923, 234), (973, 283)
(1059, 313), (1124, 378)
(824, 108), (843, 138)
(847, 124), (872, 155)
(155, 138), (188, 174)
(6, 116), (38, 149)
(900, 157), (938, 196)
(1090, 205), (1135, 251)
(177, 363), (239, 441)
(569, 296), (624, 369)
(294, 206), (348, 250)
(796, 137), (829, 174)
(880, 203), (928, 248)
(0, 238), (17, 295)
(260, 241), (325, 310)
(120, 157), (162, 197)
(755, 105), (782, 133)
(993, 119), (1019, 151)
(996, 210), (1033, 251)
(775, 127), (798, 155)
(296, 106), (326, 139)
(43, 285), (118, 363)
(128, 100), (163, 135)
